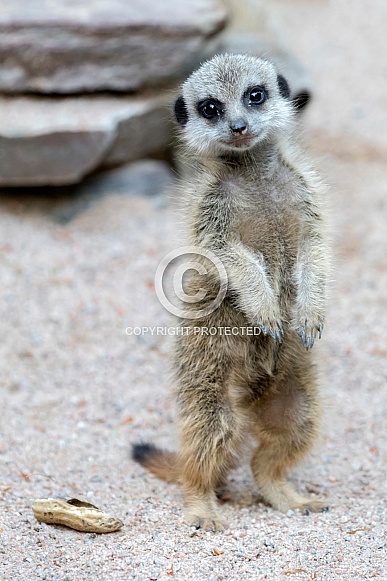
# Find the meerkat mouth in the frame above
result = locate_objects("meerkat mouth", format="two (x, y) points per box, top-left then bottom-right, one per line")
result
(223, 136), (256, 150)
(233, 136), (252, 144)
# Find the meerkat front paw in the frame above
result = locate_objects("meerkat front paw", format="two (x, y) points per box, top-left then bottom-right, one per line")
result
(259, 317), (284, 342)
(294, 317), (324, 350)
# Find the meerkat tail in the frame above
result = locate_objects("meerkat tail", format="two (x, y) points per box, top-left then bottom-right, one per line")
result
(131, 443), (179, 483)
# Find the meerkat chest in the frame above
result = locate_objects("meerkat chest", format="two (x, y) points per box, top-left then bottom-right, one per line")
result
(225, 172), (303, 257)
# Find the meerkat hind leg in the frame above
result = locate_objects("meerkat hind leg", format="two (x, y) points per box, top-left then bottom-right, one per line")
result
(178, 387), (243, 530)
(251, 372), (328, 514)
(180, 423), (238, 531)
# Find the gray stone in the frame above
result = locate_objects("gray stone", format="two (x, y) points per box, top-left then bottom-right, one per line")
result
(103, 96), (174, 168)
(77, 160), (175, 198)
(50, 160), (175, 223)
(0, 93), (173, 186)
(0, 0), (227, 93)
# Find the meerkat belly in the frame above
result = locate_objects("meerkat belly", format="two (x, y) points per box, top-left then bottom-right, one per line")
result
(239, 202), (300, 304)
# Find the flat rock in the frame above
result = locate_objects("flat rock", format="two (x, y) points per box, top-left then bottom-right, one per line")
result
(0, 93), (173, 186)
(49, 160), (175, 223)
(0, 0), (226, 93)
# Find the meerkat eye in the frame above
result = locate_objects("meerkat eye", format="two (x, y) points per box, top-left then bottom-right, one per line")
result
(246, 86), (267, 106)
(198, 99), (223, 120)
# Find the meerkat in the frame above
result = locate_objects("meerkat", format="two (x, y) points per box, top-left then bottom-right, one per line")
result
(133, 54), (329, 531)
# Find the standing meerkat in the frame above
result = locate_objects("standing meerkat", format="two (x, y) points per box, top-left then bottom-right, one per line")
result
(133, 54), (329, 531)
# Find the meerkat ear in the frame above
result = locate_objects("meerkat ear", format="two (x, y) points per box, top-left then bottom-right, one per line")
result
(174, 96), (189, 126)
(292, 91), (311, 111)
(277, 74), (290, 99)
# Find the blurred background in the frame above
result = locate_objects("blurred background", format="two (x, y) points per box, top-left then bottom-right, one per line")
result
(1, 0), (386, 579)
(0, 0), (315, 189)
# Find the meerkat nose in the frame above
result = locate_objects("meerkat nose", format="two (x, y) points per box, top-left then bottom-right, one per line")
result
(230, 119), (248, 135)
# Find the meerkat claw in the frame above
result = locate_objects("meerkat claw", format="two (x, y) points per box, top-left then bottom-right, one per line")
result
(268, 328), (277, 340)
(298, 327), (306, 345)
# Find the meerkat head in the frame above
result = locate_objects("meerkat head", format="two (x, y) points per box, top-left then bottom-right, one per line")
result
(174, 54), (294, 156)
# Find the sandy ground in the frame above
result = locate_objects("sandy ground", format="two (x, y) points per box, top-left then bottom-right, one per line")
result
(1, 1), (386, 579)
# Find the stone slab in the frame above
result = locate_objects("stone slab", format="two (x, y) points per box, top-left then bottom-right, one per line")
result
(0, 0), (227, 93)
(49, 160), (175, 223)
(0, 93), (173, 186)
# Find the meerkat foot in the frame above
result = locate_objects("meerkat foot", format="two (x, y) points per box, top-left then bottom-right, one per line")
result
(184, 491), (229, 531)
(255, 479), (328, 515)
(188, 512), (229, 532)
(291, 498), (329, 515)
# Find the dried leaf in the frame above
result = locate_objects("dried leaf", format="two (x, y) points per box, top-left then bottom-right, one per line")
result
(121, 416), (134, 425)
(368, 347), (387, 357)
(347, 528), (369, 534)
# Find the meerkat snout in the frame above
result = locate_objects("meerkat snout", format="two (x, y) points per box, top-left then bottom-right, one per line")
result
(230, 119), (248, 135)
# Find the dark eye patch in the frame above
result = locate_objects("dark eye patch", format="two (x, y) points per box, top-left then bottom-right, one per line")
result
(174, 96), (189, 126)
(277, 74), (290, 100)
(197, 98), (224, 120)
(244, 85), (267, 106)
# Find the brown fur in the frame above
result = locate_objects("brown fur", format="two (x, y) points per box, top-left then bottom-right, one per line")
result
(133, 55), (329, 531)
